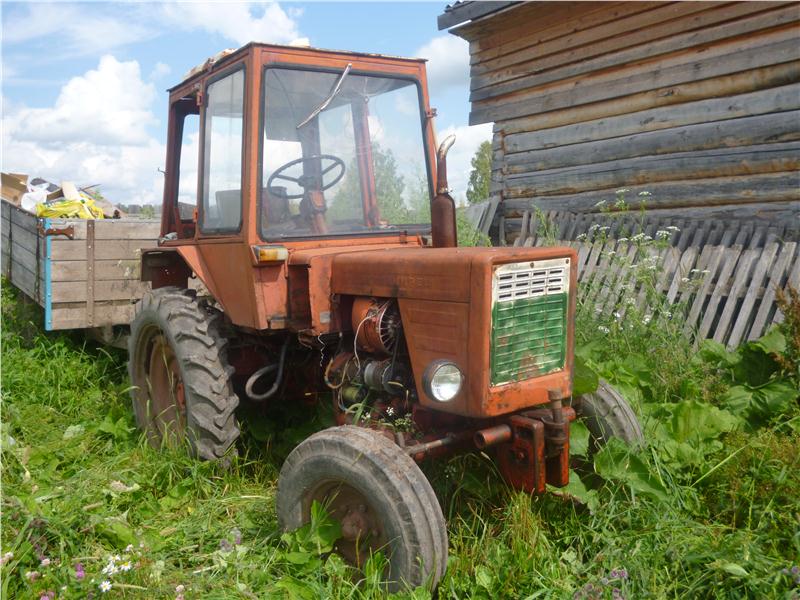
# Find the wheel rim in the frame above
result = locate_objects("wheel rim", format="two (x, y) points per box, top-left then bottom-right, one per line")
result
(310, 482), (388, 568)
(145, 332), (186, 445)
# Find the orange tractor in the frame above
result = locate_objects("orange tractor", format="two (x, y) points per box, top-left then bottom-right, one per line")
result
(129, 43), (642, 590)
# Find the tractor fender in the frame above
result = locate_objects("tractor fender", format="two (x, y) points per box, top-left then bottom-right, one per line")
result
(140, 246), (224, 309)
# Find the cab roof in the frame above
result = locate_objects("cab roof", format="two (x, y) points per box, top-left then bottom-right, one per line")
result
(169, 42), (427, 92)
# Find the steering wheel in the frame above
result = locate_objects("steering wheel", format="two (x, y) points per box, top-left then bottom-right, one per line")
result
(266, 154), (345, 200)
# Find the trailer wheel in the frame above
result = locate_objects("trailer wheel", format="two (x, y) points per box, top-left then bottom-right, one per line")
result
(277, 426), (447, 592)
(128, 287), (239, 460)
(573, 379), (644, 450)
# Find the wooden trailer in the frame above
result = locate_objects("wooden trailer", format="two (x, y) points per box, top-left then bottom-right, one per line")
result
(1, 199), (160, 339)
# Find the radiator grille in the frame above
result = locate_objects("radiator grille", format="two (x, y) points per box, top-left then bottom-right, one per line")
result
(491, 258), (569, 386)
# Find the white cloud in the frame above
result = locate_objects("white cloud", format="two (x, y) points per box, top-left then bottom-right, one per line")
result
(8, 56), (157, 147)
(161, 2), (305, 47)
(415, 35), (470, 93)
(149, 62), (172, 81)
(2, 3), (154, 57)
(2, 56), (166, 205)
(436, 123), (493, 204)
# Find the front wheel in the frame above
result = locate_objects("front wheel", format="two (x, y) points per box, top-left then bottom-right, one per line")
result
(276, 426), (448, 592)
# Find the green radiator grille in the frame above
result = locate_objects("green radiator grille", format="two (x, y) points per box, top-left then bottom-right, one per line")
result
(490, 292), (568, 386)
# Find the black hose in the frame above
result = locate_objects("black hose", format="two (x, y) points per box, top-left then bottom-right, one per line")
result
(245, 337), (290, 401)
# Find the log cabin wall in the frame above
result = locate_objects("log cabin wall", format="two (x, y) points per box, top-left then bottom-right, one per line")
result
(441, 1), (800, 244)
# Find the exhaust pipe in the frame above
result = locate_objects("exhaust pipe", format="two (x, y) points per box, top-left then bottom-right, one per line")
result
(431, 134), (457, 248)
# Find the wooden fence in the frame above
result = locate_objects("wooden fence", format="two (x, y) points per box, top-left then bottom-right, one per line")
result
(511, 210), (800, 348)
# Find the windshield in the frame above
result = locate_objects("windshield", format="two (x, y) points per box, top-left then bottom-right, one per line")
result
(261, 67), (432, 239)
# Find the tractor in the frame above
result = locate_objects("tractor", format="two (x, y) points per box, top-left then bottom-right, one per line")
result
(128, 43), (642, 591)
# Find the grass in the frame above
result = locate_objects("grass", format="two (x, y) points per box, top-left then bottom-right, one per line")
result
(2, 279), (799, 600)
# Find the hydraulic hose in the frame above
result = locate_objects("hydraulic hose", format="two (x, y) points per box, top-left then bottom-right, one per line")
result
(245, 337), (290, 401)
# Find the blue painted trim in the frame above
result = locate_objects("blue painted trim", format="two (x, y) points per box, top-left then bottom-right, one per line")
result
(43, 217), (53, 330)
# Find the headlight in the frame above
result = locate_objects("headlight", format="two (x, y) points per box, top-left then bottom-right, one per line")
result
(423, 361), (463, 402)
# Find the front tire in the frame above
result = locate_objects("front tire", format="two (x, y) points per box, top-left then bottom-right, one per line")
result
(128, 287), (239, 460)
(277, 426), (448, 591)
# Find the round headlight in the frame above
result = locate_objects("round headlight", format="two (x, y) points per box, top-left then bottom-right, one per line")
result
(423, 361), (463, 402)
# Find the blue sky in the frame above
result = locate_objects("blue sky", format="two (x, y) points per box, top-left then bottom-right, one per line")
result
(1, 1), (491, 204)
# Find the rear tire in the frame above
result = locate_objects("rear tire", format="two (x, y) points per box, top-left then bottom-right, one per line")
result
(573, 379), (644, 449)
(128, 287), (239, 460)
(277, 426), (448, 592)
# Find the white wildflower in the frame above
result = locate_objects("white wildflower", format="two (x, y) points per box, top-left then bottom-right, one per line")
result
(576, 233), (588, 242)
(589, 224), (600, 232)
(607, 250), (616, 257)
(666, 225), (680, 232)
(643, 315), (652, 325)
(626, 298), (636, 306)
(599, 226), (610, 232)
(615, 188), (630, 194)
(99, 580), (112, 593)
(594, 200), (607, 207)
(655, 230), (671, 240)
(617, 237), (628, 243)
(690, 269), (699, 274)
(681, 277), (690, 283)
(613, 312), (622, 320)
(386, 406), (395, 417)
(598, 325), (610, 334)
(119, 561), (132, 572)
(176, 585), (186, 594)
(102, 563), (118, 576)
(0, 552), (13, 566)
(125, 544), (134, 553)
(40, 558), (51, 567)
(638, 191), (652, 196)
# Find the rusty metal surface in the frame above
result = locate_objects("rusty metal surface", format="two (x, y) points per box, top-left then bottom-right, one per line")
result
(332, 245), (577, 418)
(37, 223), (74, 239)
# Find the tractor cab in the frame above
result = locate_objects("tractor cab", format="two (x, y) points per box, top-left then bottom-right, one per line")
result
(150, 44), (439, 330)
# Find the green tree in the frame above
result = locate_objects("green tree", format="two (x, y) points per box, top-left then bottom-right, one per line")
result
(466, 140), (492, 205)
(328, 145), (429, 225)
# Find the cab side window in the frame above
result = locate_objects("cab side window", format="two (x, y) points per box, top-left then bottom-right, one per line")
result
(201, 69), (245, 232)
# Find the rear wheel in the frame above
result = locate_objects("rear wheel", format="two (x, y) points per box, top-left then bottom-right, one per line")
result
(573, 379), (644, 450)
(128, 287), (239, 460)
(277, 426), (448, 592)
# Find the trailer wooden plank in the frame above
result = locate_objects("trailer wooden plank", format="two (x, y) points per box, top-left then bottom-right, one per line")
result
(50, 279), (150, 303)
(49, 302), (137, 330)
(49, 259), (142, 282)
(50, 239), (158, 261)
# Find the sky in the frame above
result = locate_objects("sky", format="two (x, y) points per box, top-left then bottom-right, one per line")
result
(1, 1), (492, 205)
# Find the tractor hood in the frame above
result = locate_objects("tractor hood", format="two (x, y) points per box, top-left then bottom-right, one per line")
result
(331, 246), (476, 302)
(331, 244), (578, 418)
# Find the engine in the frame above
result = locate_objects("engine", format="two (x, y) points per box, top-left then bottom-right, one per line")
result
(325, 297), (414, 421)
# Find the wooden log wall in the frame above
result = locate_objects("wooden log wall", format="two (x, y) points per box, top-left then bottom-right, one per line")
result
(451, 1), (800, 241)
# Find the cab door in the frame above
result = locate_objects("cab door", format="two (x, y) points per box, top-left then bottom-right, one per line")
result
(195, 63), (260, 327)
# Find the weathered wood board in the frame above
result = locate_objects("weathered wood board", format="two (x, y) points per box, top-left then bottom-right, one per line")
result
(1, 199), (160, 330)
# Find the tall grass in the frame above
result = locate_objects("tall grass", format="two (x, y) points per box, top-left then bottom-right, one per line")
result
(2, 274), (799, 599)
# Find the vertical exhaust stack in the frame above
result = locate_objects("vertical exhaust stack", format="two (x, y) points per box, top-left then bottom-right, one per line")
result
(431, 135), (458, 248)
